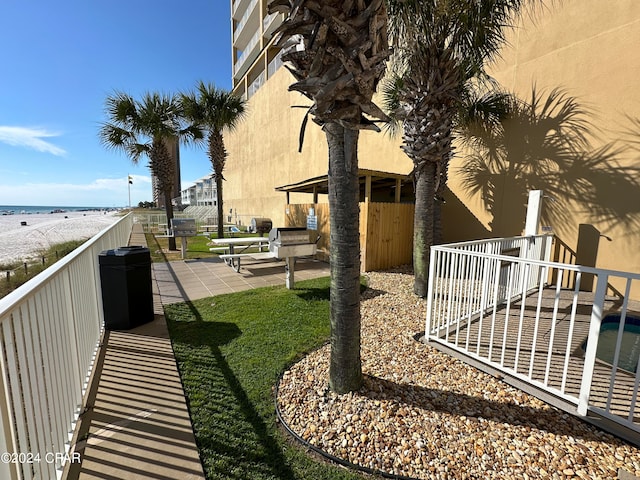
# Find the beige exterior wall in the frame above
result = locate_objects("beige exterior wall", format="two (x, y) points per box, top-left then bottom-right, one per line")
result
(224, 68), (411, 227)
(447, 0), (640, 295)
(224, 0), (640, 293)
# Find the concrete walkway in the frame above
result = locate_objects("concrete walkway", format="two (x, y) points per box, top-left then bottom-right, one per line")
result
(153, 252), (331, 304)
(64, 226), (330, 479)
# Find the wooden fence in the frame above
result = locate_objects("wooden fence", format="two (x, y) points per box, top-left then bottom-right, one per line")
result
(285, 202), (414, 271)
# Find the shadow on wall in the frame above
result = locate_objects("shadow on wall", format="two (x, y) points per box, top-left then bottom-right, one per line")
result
(457, 86), (640, 238)
(441, 187), (491, 242)
(550, 224), (625, 298)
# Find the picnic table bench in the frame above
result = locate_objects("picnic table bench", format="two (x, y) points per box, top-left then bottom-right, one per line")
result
(208, 236), (269, 270)
(219, 251), (276, 272)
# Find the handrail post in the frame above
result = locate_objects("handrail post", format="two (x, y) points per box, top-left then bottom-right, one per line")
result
(424, 247), (438, 339)
(0, 344), (19, 480)
(577, 272), (608, 416)
(543, 234), (553, 263)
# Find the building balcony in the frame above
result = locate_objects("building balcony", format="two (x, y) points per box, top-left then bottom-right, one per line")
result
(232, 0), (259, 47)
(231, 0), (252, 20)
(262, 11), (283, 41)
(233, 30), (261, 80)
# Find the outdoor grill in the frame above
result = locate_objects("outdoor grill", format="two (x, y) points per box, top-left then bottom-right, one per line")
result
(214, 226), (318, 289)
(250, 217), (272, 235)
(268, 227), (317, 259)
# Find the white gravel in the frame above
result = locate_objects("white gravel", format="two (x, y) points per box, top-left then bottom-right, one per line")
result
(277, 268), (640, 480)
(0, 211), (120, 266)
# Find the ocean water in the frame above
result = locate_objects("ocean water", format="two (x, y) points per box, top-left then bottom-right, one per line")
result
(0, 205), (111, 215)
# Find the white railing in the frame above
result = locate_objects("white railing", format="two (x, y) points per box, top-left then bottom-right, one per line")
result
(267, 51), (283, 78)
(247, 71), (265, 99)
(232, 0), (258, 44)
(234, 31), (260, 77)
(133, 211), (220, 233)
(426, 235), (640, 438)
(0, 214), (133, 480)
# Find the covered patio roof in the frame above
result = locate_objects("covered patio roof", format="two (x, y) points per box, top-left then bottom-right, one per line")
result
(275, 169), (414, 203)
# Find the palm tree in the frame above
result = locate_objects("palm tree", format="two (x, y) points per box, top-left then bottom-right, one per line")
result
(99, 91), (202, 251)
(268, 0), (390, 393)
(180, 82), (247, 239)
(384, 0), (533, 297)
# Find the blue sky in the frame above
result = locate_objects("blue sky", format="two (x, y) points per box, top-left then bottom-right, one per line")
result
(0, 0), (232, 207)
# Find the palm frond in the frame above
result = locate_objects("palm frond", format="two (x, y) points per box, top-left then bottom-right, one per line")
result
(183, 81), (248, 133)
(104, 91), (138, 126)
(99, 89), (196, 165)
(180, 124), (206, 147)
(379, 70), (405, 137)
(126, 142), (151, 165)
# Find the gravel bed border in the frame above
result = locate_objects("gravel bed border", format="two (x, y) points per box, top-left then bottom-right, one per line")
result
(276, 268), (640, 480)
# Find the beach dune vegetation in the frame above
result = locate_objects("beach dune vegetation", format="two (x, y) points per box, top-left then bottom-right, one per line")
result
(0, 240), (85, 299)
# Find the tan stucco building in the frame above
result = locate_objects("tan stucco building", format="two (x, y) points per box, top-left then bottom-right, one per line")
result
(225, 0), (640, 295)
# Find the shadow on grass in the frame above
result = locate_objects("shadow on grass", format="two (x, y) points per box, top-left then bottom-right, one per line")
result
(295, 279), (369, 303)
(167, 316), (297, 480)
(164, 276), (368, 480)
(294, 286), (330, 302)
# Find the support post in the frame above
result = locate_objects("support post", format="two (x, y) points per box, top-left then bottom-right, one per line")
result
(364, 175), (371, 203)
(524, 190), (543, 236)
(285, 257), (295, 289)
(424, 247), (438, 339)
(180, 237), (187, 260)
(577, 273), (608, 416)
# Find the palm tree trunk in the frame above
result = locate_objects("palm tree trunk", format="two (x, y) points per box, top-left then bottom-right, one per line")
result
(413, 162), (437, 297)
(216, 175), (224, 239)
(325, 122), (362, 394)
(209, 130), (228, 239)
(164, 191), (176, 251)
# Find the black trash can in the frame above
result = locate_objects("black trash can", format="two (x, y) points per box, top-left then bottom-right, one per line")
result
(99, 246), (154, 330)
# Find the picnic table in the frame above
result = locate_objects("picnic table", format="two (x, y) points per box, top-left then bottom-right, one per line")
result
(209, 236), (270, 271)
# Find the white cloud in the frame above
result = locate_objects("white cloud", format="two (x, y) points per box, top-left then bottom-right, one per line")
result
(0, 126), (66, 156)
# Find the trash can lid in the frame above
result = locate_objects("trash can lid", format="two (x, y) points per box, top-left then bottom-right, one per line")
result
(100, 246), (149, 256)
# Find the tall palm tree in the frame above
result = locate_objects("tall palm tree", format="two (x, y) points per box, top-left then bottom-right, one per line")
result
(268, 0), (390, 393)
(180, 82), (247, 239)
(99, 91), (202, 251)
(384, 0), (532, 297)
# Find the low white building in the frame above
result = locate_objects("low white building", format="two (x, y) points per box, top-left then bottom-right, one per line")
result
(181, 174), (218, 207)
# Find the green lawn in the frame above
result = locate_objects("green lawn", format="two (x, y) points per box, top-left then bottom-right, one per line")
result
(164, 276), (368, 480)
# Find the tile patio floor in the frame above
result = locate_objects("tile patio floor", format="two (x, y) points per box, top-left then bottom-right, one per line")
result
(64, 225), (330, 479)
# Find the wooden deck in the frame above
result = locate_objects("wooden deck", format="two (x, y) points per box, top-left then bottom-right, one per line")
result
(428, 287), (640, 447)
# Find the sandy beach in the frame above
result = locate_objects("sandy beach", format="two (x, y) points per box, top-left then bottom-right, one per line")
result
(0, 210), (121, 266)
